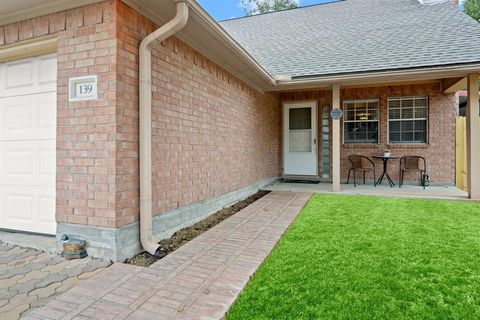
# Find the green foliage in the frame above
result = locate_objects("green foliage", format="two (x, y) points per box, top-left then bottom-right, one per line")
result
(465, 0), (480, 21)
(241, 0), (299, 16)
(228, 195), (480, 320)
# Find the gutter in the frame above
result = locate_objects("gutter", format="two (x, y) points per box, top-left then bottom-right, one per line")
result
(139, 0), (189, 257)
(272, 63), (480, 90)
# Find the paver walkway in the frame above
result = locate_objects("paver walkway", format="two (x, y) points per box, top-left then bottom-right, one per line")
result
(24, 191), (311, 320)
(0, 242), (111, 320)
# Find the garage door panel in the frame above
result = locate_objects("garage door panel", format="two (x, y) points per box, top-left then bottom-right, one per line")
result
(39, 196), (56, 226)
(0, 185), (56, 235)
(3, 101), (34, 132)
(0, 92), (56, 141)
(0, 53), (56, 235)
(4, 193), (34, 221)
(5, 149), (34, 176)
(40, 149), (56, 177)
(38, 93), (57, 130)
(4, 59), (35, 91)
(0, 53), (56, 97)
(0, 140), (56, 187)
(38, 55), (57, 86)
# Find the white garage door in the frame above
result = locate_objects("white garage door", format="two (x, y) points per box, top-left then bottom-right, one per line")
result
(0, 53), (57, 235)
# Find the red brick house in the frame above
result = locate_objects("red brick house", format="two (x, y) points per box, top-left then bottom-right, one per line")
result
(0, 0), (479, 261)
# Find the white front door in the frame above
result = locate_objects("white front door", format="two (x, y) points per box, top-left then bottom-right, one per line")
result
(284, 102), (318, 176)
(0, 53), (57, 235)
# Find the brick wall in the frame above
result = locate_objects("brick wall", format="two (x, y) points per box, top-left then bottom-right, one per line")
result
(2, 0), (456, 234)
(0, 1), (122, 228)
(113, 3), (156, 227)
(115, 2), (282, 221)
(1, 0), (282, 229)
(149, 37), (280, 215)
(281, 82), (458, 184)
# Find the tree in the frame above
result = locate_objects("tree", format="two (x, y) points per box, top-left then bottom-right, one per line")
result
(465, 0), (480, 21)
(241, 0), (300, 16)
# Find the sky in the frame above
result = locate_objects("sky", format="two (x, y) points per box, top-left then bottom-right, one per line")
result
(198, 0), (337, 21)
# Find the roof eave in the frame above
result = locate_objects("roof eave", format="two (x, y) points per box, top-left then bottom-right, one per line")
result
(270, 63), (480, 91)
(121, 0), (276, 93)
(0, 0), (104, 26)
(185, 0), (276, 87)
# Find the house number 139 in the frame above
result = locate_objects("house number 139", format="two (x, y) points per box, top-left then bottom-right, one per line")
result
(69, 75), (98, 102)
(75, 81), (97, 99)
(79, 84), (93, 94)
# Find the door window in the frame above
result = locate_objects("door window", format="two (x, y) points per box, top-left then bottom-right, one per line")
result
(289, 108), (312, 152)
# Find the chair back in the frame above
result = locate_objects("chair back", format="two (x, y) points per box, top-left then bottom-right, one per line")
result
(404, 156), (420, 170)
(349, 155), (364, 169)
(401, 156), (426, 171)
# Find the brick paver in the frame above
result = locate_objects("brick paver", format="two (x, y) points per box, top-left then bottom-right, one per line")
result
(0, 242), (111, 320)
(24, 192), (311, 319)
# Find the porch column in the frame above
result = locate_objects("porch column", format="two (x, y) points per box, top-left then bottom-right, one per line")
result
(332, 84), (341, 192)
(466, 73), (480, 199)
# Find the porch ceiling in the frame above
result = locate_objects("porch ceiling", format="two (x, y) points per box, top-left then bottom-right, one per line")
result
(443, 77), (480, 93)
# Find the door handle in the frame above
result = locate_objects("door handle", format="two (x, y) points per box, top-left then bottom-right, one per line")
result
(314, 139), (317, 145)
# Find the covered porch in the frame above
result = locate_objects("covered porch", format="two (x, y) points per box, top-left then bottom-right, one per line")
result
(264, 181), (468, 201)
(276, 72), (480, 200)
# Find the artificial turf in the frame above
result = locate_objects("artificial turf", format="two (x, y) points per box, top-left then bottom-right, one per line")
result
(227, 194), (480, 320)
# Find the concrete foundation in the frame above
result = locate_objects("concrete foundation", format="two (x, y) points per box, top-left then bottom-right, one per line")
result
(56, 176), (279, 261)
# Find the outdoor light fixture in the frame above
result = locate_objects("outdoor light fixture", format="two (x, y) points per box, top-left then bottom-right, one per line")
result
(358, 112), (371, 120)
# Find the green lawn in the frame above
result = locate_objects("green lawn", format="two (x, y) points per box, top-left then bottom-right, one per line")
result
(227, 195), (480, 320)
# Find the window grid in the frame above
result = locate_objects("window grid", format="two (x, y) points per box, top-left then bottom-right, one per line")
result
(388, 96), (428, 144)
(343, 99), (380, 145)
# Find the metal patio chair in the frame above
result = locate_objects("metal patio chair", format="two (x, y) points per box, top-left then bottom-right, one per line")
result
(399, 156), (427, 189)
(347, 155), (376, 187)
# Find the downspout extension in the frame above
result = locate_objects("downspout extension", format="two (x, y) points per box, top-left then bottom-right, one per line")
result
(139, 0), (189, 257)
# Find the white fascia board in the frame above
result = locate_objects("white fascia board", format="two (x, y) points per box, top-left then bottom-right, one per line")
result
(0, 0), (104, 26)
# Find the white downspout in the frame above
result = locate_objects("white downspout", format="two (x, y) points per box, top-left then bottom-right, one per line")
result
(139, 0), (189, 256)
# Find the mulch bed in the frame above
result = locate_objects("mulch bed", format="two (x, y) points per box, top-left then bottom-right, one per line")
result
(125, 190), (270, 267)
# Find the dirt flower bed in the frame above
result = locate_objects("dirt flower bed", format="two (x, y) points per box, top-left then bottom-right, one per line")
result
(125, 190), (270, 267)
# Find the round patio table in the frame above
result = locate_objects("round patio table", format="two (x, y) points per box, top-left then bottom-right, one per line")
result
(372, 155), (399, 188)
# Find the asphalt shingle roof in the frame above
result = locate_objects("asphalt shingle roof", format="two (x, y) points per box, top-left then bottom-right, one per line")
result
(220, 0), (480, 78)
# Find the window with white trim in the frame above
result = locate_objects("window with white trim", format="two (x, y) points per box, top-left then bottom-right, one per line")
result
(388, 96), (428, 144)
(343, 99), (380, 144)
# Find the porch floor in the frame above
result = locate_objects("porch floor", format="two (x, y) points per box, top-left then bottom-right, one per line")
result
(264, 180), (469, 201)
(23, 192), (311, 320)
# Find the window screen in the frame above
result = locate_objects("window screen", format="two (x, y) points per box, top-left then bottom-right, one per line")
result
(289, 108), (311, 130)
(388, 96), (428, 144)
(289, 108), (312, 152)
(343, 99), (380, 144)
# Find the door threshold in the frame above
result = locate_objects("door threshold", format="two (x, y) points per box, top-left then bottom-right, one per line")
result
(283, 175), (321, 182)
